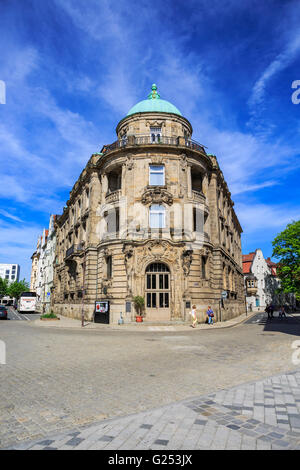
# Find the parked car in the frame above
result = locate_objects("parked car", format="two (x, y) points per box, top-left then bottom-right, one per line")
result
(0, 305), (8, 320)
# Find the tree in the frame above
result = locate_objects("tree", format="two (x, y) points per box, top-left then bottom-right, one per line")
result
(7, 279), (30, 300)
(272, 220), (300, 300)
(0, 277), (9, 297)
(133, 295), (145, 317)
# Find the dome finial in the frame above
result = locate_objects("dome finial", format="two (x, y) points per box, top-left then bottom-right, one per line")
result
(148, 84), (160, 100)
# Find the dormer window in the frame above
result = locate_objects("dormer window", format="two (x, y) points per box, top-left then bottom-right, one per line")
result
(150, 127), (161, 143)
(149, 165), (165, 186)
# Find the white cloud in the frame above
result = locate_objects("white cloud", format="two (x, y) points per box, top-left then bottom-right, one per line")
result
(0, 210), (23, 223)
(0, 220), (43, 282)
(236, 203), (300, 234)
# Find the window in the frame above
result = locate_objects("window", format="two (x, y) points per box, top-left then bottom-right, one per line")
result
(107, 208), (120, 233)
(149, 165), (165, 186)
(121, 133), (127, 146)
(150, 126), (161, 143)
(150, 204), (165, 229)
(193, 207), (203, 232)
(107, 256), (112, 279)
(191, 170), (203, 193)
(201, 256), (206, 279)
(107, 170), (121, 193)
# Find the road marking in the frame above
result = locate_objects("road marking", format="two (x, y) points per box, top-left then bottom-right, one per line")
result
(9, 309), (23, 321)
(22, 314), (31, 321)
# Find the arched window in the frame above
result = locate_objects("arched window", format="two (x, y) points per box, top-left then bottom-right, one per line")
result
(149, 204), (165, 229)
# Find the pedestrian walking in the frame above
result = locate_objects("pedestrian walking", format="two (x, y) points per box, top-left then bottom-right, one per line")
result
(265, 304), (272, 320)
(269, 304), (274, 318)
(279, 305), (287, 319)
(190, 305), (197, 328)
(206, 306), (214, 325)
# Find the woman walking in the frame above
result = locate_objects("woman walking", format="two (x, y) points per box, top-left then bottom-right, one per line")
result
(190, 305), (197, 328)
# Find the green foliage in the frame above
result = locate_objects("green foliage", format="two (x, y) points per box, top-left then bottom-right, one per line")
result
(272, 220), (300, 300)
(133, 295), (145, 316)
(40, 312), (58, 319)
(7, 279), (30, 300)
(0, 277), (9, 297)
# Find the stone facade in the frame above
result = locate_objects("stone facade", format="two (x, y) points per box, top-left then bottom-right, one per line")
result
(53, 88), (245, 323)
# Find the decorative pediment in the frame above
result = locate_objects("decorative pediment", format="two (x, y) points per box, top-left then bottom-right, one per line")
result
(146, 120), (166, 128)
(141, 187), (173, 206)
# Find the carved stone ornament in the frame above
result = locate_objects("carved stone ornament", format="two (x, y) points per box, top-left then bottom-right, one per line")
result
(126, 155), (133, 170)
(132, 240), (182, 276)
(146, 120), (165, 129)
(141, 187), (173, 206)
(103, 248), (112, 258)
(123, 246), (133, 264)
(181, 249), (193, 276)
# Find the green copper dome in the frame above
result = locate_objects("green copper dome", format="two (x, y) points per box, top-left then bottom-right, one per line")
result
(127, 84), (182, 117)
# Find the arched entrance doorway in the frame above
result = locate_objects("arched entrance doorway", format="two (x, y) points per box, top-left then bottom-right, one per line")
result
(145, 262), (170, 321)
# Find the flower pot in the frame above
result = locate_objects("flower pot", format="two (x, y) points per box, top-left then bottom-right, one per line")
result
(136, 316), (143, 323)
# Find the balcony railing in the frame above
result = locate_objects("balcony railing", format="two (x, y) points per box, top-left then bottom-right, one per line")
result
(134, 135), (179, 146)
(105, 189), (121, 203)
(101, 135), (206, 155)
(65, 244), (84, 259)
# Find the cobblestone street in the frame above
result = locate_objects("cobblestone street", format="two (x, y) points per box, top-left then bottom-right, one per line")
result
(1, 311), (300, 449)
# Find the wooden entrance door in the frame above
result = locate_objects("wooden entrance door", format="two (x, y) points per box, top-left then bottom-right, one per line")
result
(145, 262), (170, 321)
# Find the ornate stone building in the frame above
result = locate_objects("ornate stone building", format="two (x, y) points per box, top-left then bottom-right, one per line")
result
(53, 85), (245, 323)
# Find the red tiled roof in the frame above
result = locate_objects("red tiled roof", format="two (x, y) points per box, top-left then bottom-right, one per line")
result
(243, 261), (252, 274)
(242, 252), (255, 262)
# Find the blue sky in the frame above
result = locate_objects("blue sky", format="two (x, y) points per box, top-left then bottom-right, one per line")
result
(0, 0), (299, 282)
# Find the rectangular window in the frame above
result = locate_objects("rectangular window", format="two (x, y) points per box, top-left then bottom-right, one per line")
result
(150, 127), (161, 143)
(193, 208), (203, 232)
(150, 205), (165, 228)
(107, 256), (112, 279)
(201, 256), (206, 279)
(107, 208), (119, 233)
(149, 165), (165, 186)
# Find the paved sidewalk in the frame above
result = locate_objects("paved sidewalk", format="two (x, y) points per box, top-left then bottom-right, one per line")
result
(31, 310), (256, 332)
(9, 369), (300, 450)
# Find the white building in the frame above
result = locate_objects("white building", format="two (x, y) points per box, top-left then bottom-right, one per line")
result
(0, 263), (20, 283)
(41, 215), (57, 313)
(243, 248), (295, 312)
(31, 215), (57, 313)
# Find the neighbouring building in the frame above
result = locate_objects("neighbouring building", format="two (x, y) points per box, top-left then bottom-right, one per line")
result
(41, 215), (57, 313)
(30, 215), (58, 312)
(243, 248), (296, 311)
(30, 251), (39, 291)
(52, 84), (245, 324)
(0, 263), (20, 283)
